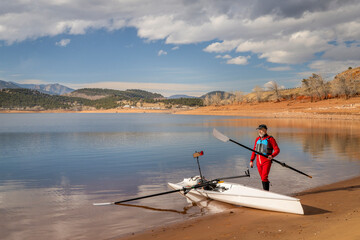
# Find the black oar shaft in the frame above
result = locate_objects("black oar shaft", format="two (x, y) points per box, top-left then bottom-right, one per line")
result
(271, 159), (311, 178)
(114, 189), (182, 204)
(229, 139), (312, 178)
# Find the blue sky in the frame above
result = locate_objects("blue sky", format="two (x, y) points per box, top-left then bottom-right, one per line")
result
(1, 0), (360, 97)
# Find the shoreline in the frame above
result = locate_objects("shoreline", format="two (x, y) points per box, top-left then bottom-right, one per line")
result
(1, 96), (360, 120)
(119, 175), (360, 240)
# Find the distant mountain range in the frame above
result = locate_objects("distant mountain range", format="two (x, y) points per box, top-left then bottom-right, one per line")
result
(0, 88), (202, 110)
(0, 80), (74, 95)
(0, 79), (232, 101)
(65, 88), (164, 100)
(167, 94), (198, 99)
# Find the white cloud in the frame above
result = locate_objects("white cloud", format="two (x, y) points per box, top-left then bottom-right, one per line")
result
(157, 50), (167, 56)
(55, 38), (71, 47)
(267, 66), (292, 71)
(308, 60), (360, 77)
(204, 40), (242, 53)
(226, 56), (250, 65)
(171, 46), (179, 50)
(0, 0), (360, 67)
(15, 79), (49, 85)
(322, 43), (360, 61)
(263, 81), (285, 90)
(215, 54), (232, 59)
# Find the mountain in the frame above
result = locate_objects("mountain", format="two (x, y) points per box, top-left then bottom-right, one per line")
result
(0, 80), (74, 95)
(66, 88), (163, 100)
(0, 80), (21, 89)
(167, 95), (198, 99)
(0, 88), (201, 110)
(0, 88), (76, 110)
(200, 91), (233, 99)
(17, 83), (74, 95)
(0, 88), (120, 110)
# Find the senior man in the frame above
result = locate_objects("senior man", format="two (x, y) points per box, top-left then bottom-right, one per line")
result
(250, 124), (280, 191)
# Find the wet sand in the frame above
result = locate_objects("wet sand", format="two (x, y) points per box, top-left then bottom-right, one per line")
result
(119, 176), (360, 240)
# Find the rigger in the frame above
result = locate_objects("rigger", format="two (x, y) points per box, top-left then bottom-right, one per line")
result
(250, 124), (280, 191)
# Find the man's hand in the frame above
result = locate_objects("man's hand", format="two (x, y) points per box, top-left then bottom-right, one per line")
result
(250, 161), (254, 168)
(268, 155), (273, 160)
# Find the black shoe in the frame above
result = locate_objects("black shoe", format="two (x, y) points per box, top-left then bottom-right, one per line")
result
(262, 181), (270, 191)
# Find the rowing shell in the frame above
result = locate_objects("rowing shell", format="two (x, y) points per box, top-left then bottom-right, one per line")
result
(168, 178), (304, 215)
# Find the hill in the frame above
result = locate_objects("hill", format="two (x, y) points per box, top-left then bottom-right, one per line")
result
(0, 88), (76, 110)
(65, 88), (163, 100)
(0, 88), (125, 110)
(168, 95), (198, 99)
(17, 83), (74, 95)
(335, 67), (360, 80)
(0, 80), (74, 95)
(200, 91), (234, 99)
(0, 88), (201, 111)
(0, 80), (21, 89)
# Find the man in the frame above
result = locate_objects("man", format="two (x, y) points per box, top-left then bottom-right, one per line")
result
(250, 124), (280, 191)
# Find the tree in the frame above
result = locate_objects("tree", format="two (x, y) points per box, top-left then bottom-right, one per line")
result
(331, 76), (358, 99)
(221, 92), (230, 105)
(211, 93), (221, 106)
(233, 91), (244, 104)
(204, 95), (211, 106)
(301, 74), (329, 101)
(264, 81), (282, 102)
(252, 86), (264, 102)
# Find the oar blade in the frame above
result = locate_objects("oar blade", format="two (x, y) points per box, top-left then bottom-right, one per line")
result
(93, 202), (114, 206)
(213, 128), (229, 142)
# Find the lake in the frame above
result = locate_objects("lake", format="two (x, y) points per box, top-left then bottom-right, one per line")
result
(0, 113), (359, 239)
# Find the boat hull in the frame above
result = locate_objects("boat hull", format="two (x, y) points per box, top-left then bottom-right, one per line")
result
(168, 181), (304, 215)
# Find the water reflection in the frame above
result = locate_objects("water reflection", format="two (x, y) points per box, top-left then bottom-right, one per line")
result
(0, 114), (360, 239)
(202, 117), (360, 161)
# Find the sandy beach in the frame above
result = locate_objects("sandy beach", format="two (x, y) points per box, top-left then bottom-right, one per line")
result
(2, 96), (360, 121)
(174, 96), (360, 120)
(119, 176), (360, 240)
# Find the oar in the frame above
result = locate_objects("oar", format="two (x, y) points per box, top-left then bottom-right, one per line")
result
(93, 189), (185, 205)
(93, 172), (250, 206)
(213, 128), (312, 179)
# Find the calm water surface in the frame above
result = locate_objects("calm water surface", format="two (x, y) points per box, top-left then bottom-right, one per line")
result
(0, 113), (359, 239)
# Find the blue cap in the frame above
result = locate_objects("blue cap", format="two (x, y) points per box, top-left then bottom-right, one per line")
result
(256, 124), (267, 130)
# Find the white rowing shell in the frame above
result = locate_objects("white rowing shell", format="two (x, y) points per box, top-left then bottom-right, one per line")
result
(168, 179), (304, 215)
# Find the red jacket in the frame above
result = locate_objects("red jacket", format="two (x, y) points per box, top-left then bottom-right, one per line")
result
(250, 135), (280, 164)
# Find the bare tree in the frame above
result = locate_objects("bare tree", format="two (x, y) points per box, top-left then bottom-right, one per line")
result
(221, 92), (230, 105)
(252, 86), (264, 102)
(203, 95), (211, 106)
(301, 74), (329, 101)
(234, 91), (244, 104)
(331, 76), (358, 99)
(264, 81), (282, 101)
(211, 93), (221, 106)
(228, 93), (236, 104)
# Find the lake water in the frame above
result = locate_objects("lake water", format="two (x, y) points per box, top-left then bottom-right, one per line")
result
(1, 113), (359, 239)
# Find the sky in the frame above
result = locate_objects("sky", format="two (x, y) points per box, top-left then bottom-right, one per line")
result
(0, 0), (360, 97)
